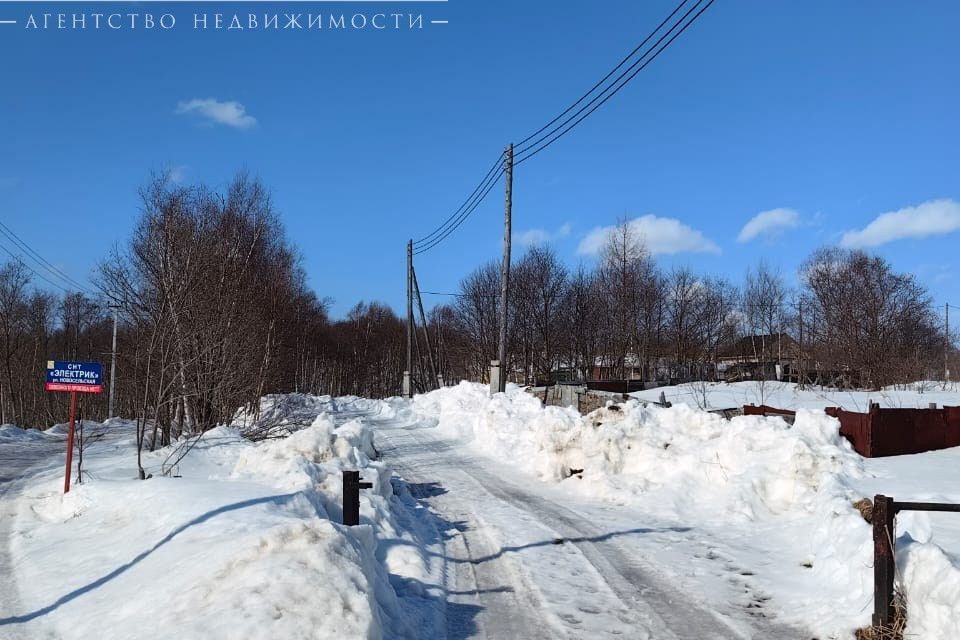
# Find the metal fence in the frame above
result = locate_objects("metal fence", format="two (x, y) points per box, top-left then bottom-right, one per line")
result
(826, 405), (960, 457)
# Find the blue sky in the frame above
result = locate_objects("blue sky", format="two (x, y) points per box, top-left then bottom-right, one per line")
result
(1, 0), (959, 318)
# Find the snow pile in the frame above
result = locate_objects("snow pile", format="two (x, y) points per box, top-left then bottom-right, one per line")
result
(852, 446), (960, 639)
(580, 403), (862, 515)
(408, 382), (960, 638)
(5, 400), (426, 639)
(898, 541), (960, 638)
(411, 381), (584, 480)
(232, 413), (388, 524)
(0, 424), (50, 442)
(579, 402), (875, 634)
(233, 393), (394, 440)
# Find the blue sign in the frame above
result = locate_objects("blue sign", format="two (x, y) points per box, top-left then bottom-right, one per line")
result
(45, 360), (103, 393)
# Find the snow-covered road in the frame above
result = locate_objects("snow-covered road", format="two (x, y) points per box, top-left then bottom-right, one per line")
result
(7, 385), (958, 639)
(0, 428), (67, 640)
(376, 414), (811, 640)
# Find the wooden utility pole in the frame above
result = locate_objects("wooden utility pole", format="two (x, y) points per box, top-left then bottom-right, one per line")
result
(405, 240), (413, 398)
(496, 143), (514, 394)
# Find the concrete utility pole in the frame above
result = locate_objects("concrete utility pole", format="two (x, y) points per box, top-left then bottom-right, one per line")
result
(412, 265), (439, 389)
(946, 303), (951, 384)
(494, 143), (514, 395)
(108, 304), (119, 419)
(797, 299), (804, 389)
(404, 240), (413, 398)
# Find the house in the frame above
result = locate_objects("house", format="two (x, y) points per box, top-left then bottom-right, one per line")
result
(717, 333), (803, 382)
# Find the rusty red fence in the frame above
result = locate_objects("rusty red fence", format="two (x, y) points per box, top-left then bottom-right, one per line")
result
(740, 403), (960, 457)
(826, 405), (960, 457)
(742, 404), (797, 418)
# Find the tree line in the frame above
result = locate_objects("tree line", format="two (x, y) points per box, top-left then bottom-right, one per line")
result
(2, 177), (956, 440)
(421, 220), (955, 391)
(0, 172), (405, 443)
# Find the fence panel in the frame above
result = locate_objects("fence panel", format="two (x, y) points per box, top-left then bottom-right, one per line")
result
(826, 406), (960, 457)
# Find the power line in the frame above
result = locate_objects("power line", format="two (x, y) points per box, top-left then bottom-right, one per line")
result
(410, 0), (715, 253)
(0, 240), (75, 294)
(414, 167), (504, 255)
(0, 221), (99, 295)
(515, 0), (715, 165)
(413, 151), (505, 248)
(515, 0), (694, 150)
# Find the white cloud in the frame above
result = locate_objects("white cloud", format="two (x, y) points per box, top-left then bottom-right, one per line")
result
(175, 98), (257, 129)
(737, 208), (800, 243)
(168, 165), (188, 184)
(576, 215), (720, 256)
(516, 222), (572, 247)
(840, 199), (960, 248)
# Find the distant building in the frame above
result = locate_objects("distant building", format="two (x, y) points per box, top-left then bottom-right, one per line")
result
(591, 353), (645, 381)
(717, 333), (802, 382)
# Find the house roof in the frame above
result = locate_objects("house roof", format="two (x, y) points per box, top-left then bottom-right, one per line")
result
(718, 334), (800, 360)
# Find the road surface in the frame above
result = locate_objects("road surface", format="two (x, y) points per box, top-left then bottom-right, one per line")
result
(0, 428), (66, 640)
(374, 413), (812, 640)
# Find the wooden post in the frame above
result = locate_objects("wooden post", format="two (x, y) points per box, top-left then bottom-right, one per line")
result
(496, 143), (513, 394)
(63, 391), (77, 494)
(872, 494), (896, 627)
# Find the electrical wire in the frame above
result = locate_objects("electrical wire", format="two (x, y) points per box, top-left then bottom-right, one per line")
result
(414, 167), (504, 255)
(515, 0), (715, 165)
(410, 0), (715, 253)
(0, 239), (75, 293)
(413, 150), (505, 249)
(0, 221), (100, 295)
(514, 0), (693, 150)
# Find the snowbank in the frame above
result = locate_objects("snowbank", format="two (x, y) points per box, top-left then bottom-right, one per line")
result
(409, 382), (960, 639)
(232, 393), (391, 439)
(412, 382), (583, 481)
(0, 424), (51, 442)
(5, 401), (429, 639)
(899, 541), (960, 638)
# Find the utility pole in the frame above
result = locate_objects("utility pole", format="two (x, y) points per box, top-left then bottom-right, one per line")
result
(798, 298), (804, 389)
(946, 303), (951, 384)
(412, 265), (439, 389)
(494, 143), (514, 395)
(107, 305), (120, 418)
(405, 240), (413, 398)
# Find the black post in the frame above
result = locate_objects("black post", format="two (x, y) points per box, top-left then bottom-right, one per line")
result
(342, 470), (373, 526)
(872, 494), (896, 627)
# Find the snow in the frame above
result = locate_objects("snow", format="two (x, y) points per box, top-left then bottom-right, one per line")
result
(409, 381), (960, 639)
(4, 381), (960, 639)
(850, 447), (960, 639)
(1, 406), (435, 640)
(630, 380), (960, 411)
(0, 425), (50, 443)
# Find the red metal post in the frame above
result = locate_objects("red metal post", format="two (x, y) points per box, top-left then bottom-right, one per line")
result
(63, 391), (77, 494)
